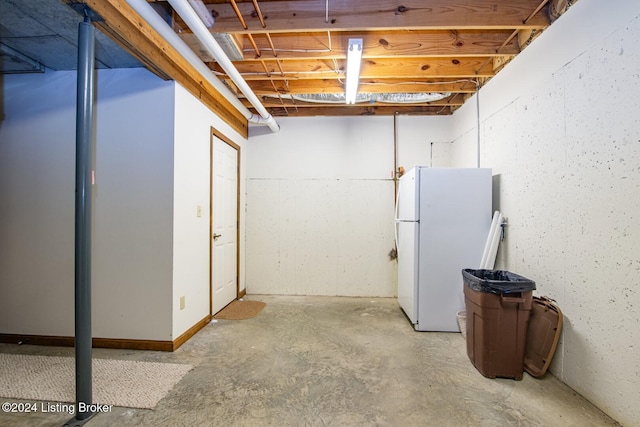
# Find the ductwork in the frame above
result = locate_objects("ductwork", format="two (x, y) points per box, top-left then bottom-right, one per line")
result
(271, 92), (451, 105)
(167, 0), (280, 133)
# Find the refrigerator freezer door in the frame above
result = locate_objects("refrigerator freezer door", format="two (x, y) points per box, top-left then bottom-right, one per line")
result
(416, 168), (492, 332)
(395, 167), (418, 222)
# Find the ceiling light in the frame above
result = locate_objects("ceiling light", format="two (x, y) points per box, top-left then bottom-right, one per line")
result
(345, 38), (363, 104)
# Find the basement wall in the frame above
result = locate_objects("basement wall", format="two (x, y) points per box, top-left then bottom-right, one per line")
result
(244, 115), (451, 297)
(171, 83), (248, 338)
(450, 0), (640, 425)
(0, 68), (175, 341)
(0, 68), (249, 343)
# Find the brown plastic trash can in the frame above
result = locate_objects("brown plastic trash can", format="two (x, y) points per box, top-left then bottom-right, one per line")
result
(462, 269), (536, 381)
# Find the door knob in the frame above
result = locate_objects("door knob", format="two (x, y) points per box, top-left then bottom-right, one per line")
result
(213, 233), (222, 240)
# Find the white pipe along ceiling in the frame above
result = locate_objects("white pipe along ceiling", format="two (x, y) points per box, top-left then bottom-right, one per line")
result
(124, 0), (249, 116)
(167, 0), (280, 133)
(124, 0), (279, 133)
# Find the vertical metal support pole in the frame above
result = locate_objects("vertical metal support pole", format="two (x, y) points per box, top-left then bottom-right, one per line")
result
(73, 15), (95, 424)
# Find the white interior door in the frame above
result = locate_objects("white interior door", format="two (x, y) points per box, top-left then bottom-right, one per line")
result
(211, 136), (238, 314)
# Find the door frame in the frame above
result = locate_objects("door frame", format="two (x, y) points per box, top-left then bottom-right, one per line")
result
(209, 127), (241, 317)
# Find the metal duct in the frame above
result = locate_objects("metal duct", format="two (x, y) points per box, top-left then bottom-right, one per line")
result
(267, 92), (451, 104)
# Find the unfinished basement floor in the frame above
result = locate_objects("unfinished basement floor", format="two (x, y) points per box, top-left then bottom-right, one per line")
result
(0, 295), (619, 426)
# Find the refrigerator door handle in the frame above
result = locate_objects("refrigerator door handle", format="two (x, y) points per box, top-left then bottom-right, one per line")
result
(394, 182), (402, 222)
(395, 220), (398, 250)
(394, 178), (418, 222)
(394, 181), (419, 248)
(394, 182), (401, 249)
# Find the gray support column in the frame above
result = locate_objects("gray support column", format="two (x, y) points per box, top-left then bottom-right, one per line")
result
(68, 15), (95, 426)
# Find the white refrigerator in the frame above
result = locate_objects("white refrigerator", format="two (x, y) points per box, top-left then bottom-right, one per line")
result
(395, 167), (492, 332)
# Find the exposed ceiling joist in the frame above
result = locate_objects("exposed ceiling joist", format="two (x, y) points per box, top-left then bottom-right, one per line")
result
(179, 0), (551, 33)
(165, 0), (566, 116)
(217, 56), (498, 80)
(180, 30), (522, 62)
(246, 78), (481, 95)
(1, 0), (574, 118)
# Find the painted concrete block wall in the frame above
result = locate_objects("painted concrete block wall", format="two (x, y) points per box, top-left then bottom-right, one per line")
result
(245, 117), (396, 296)
(395, 115), (453, 169)
(245, 116), (450, 297)
(0, 68), (175, 341)
(171, 83), (248, 338)
(450, 1), (640, 425)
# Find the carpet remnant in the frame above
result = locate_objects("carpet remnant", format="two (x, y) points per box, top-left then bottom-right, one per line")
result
(214, 300), (266, 320)
(0, 354), (193, 409)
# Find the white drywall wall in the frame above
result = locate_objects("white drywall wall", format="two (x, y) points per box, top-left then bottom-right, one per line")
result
(172, 83), (248, 338)
(0, 68), (175, 341)
(0, 67), (249, 343)
(92, 69), (175, 341)
(0, 71), (77, 336)
(450, 1), (640, 425)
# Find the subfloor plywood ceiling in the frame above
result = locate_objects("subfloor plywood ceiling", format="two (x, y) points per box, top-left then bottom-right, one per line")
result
(1, 0), (576, 118)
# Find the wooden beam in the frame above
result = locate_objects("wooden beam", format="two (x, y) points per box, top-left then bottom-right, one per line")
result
(246, 78), (480, 95)
(212, 56), (497, 80)
(74, 0), (248, 137)
(180, 30), (521, 61)
(199, 0), (550, 33)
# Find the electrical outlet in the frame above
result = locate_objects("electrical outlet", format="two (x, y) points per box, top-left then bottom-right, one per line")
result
(180, 296), (185, 310)
(196, 205), (202, 218)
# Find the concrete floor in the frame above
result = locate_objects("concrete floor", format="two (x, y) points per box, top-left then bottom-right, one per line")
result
(0, 295), (619, 427)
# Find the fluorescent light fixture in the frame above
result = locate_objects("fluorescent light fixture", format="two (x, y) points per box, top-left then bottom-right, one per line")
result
(345, 38), (363, 104)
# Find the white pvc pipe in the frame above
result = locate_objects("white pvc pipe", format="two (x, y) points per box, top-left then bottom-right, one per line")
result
(480, 211), (500, 268)
(484, 212), (503, 269)
(125, 0), (251, 119)
(167, 0), (280, 133)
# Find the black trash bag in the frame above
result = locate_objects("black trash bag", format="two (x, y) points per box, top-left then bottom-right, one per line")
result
(462, 269), (536, 295)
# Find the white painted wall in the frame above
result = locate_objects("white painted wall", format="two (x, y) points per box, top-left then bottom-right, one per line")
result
(450, 1), (640, 425)
(1, 67), (249, 343)
(244, 116), (449, 297)
(92, 69), (175, 341)
(171, 83), (248, 338)
(0, 70), (78, 336)
(245, 117), (395, 296)
(395, 115), (452, 169)
(0, 68), (175, 341)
